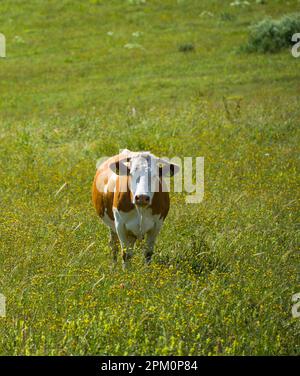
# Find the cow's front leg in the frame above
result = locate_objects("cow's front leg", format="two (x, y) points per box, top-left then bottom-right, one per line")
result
(144, 224), (161, 265)
(115, 220), (136, 270)
(120, 234), (136, 270)
(144, 237), (155, 265)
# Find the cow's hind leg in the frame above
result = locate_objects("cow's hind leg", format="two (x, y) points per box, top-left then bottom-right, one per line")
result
(109, 229), (119, 263)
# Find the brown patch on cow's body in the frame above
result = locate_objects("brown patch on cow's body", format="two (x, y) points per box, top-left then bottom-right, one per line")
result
(92, 154), (121, 221)
(113, 176), (135, 213)
(150, 179), (170, 219)
(92, 153), (135, 223)
(92, 169), (105, 217)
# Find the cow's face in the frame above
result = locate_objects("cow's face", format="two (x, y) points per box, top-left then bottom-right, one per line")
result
(109, 153), (179, 207)
(129, 154), (157, 206)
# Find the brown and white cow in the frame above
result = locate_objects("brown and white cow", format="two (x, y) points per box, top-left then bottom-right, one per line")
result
(92, 149), (179, 269)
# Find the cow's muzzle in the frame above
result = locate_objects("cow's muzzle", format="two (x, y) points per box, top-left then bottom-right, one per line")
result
(134, 194), (150, 207)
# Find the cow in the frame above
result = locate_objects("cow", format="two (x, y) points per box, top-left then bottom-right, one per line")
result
(92, 149), (179, 269)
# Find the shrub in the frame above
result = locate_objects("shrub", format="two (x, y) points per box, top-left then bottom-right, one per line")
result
(244, 13), (300, 53)
(178, 43), (195, 53)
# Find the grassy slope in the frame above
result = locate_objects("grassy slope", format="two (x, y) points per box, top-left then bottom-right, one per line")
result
(0, 0), (299, 355)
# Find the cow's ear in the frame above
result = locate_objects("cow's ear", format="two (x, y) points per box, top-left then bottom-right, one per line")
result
(109, 160), (130, 176)
(159, 163), (180, 177)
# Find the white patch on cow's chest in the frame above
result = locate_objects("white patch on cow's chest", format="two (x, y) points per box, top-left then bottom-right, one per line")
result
(113, 207), (162, 240)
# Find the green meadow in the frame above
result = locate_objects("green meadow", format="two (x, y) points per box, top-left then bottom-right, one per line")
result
(0, 0), (299, 355)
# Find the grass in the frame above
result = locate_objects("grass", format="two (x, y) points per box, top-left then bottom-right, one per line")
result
(0, 0), (299, 355)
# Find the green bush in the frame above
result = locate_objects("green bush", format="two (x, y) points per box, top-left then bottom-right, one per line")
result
(244, 13), (300, 53)
(178, 43), (195, 53)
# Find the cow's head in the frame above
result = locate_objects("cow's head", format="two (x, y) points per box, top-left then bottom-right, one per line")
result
(109, 152), (179, 207)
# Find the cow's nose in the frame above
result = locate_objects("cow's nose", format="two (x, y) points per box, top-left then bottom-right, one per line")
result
(135, 194), (150, 206)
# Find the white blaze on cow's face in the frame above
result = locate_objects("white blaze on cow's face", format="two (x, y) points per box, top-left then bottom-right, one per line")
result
(129, 154), (159, 207)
